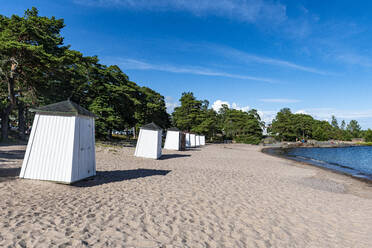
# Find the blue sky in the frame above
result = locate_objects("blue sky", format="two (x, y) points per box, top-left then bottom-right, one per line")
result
(3, 0), (372, 127)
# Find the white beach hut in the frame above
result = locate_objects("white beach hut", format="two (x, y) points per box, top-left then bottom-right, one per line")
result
(190, 133), (196, 148)
(19, 100), (96, 184)
(196, 135), (201, 147)
(135, 122), (162, 159)
(185, 133), (191, 148)
(164, 127), (185, 151)
(200, 135), (206, 146)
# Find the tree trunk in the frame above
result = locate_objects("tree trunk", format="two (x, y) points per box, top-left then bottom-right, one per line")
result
(1, 58), (18, 141)
(132, 127), (136, 139)
(106, 129), (112, 140)
(1, 112), (9, 142)
(18, 103), (26, 140)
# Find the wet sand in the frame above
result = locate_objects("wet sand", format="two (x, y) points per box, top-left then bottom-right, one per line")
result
(1, 144), (372, 247)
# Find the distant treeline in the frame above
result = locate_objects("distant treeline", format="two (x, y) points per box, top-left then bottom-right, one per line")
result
(268, 108), (372, 142)
(172, 92), (264, 144)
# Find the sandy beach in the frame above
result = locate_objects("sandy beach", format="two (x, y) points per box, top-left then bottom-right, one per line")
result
(1, 144), (372, 248)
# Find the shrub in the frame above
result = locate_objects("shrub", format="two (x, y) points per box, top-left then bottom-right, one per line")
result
(364, 129), (372, 142)
(234, 135), (261, 145)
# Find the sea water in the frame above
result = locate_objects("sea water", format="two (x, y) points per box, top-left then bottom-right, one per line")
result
(283, 146), (372, 180)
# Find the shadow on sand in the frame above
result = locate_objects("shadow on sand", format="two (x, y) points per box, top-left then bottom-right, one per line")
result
(0, 149), (25, 162)
(0, 149), (24, 182)
(0, 167), (21, 182)
(73, 168), (171, 187)
(0, 142), (27, 147)
(186, 148), (202, 152)
(159, 154), (191, 160)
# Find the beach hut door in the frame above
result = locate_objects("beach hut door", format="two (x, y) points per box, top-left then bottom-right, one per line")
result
(79, 118), (94, 177)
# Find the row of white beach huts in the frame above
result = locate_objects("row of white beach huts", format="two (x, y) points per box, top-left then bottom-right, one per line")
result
(135, 123), (205, 160)
(19, 101), (206, 184)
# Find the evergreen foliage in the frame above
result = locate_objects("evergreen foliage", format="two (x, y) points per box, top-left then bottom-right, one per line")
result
(172, 93), (263, 144)
(1, 8), (370, 144)
(0, 8), (170, 140)
(364, 129), (372, 142)
(269, 108), (362, 142)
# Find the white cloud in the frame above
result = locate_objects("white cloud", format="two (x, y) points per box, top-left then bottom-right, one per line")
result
(295, 109), (307, 114)
(212, 100), (249, 112)
(117, 58), (276, 83)
(336, 53), (372, 68)
(165, 96), (179, 113)
(259, 98), (301, 103)
(212, 100), (230, 112)
(232, 102), (250, 112)
(74, 0), (287, 24)
(210, 45), (331, 75)
(257, 110), (277, 124)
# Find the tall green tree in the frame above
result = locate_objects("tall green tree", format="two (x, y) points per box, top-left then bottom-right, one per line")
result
(192, 107), (218, 139)
(0, 7), (68, 140)
(293, 114), (314, 139)
(86, 63), (139, 139)
(172, 92), (202, 131)
(347, 120), (362, 138)
(0, 7), (90, 140)
(331, 115), (339, 129)
(135, 86), (170, 130)
(312, 120), (334, 141)
(270, 108), (297, 141)
(219, 107), (263, 144)
(0, 7), (174, 142)
(363, 129), (372, 142)
(340, 120), (346, 130)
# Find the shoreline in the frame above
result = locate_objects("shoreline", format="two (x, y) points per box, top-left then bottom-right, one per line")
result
(261, 146), (372, 184)
(265, 141), (364, 149)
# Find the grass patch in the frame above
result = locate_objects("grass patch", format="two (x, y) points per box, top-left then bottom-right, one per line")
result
(356, 142), (372, 146)
(96, 142), (121, 148)
(96, 138), (137, 148)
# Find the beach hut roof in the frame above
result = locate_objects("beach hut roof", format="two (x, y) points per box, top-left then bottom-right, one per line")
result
(30, 100), (96, 118)
(141, 122), (162, 131)
(167, 127), (180, 131)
